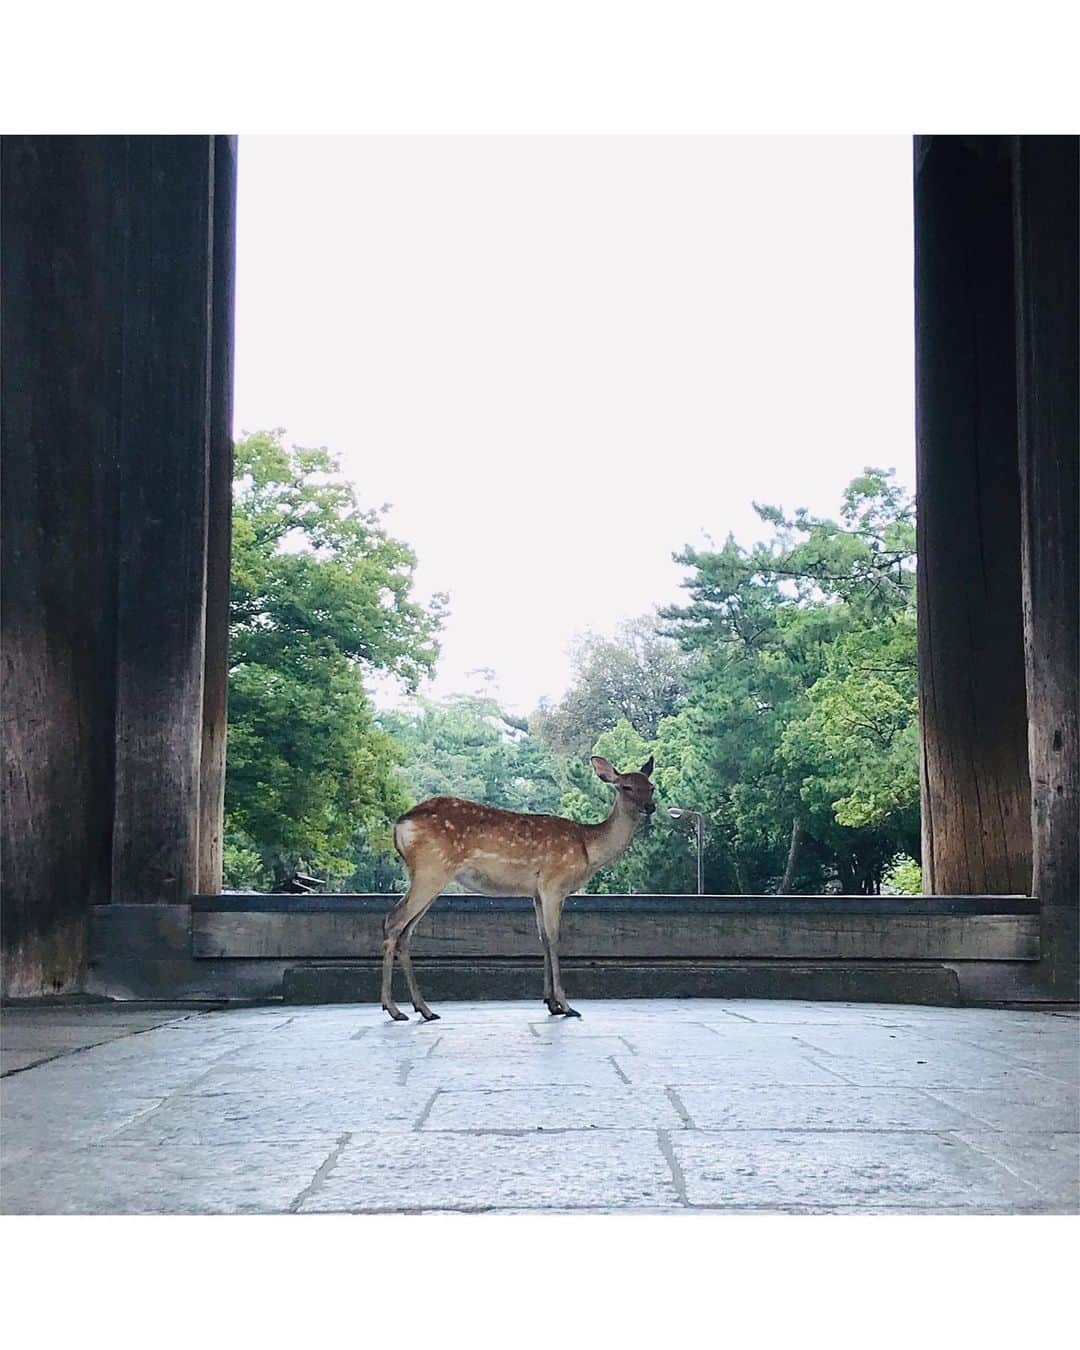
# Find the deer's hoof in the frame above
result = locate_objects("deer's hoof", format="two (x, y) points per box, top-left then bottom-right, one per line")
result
(417, 1008), (440, 1022)
(545, 1001), (564, 1015)
(562, 1006), (582, 1018)
(383, 1005), (409, 1022)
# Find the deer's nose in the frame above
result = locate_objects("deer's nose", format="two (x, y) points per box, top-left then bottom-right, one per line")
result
(644, 802), (656, 815)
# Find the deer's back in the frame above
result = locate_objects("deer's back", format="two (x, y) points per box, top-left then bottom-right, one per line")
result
(394, 796), (591, 892)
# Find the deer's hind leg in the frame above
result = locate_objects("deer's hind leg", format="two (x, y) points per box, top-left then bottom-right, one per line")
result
(532, 895), (557, 1013)
(538, 883), (579, 1017)
(382, 865), (449, 1022)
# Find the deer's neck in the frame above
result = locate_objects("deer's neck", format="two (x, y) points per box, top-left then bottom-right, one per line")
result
(584, 796), (642, 872)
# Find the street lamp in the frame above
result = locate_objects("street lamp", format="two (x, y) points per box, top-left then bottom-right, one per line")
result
(667, 807), (705, 895)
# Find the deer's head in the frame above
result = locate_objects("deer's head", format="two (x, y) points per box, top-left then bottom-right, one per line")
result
(591, 755), (657, 816)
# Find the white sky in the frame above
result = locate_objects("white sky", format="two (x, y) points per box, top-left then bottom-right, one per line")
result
(233, 135), (915, 715)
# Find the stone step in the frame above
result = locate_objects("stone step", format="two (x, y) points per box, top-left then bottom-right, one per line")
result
(282, 959), (962, 1006)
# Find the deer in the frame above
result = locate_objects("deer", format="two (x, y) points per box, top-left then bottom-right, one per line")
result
(381, 755), (657, 1021)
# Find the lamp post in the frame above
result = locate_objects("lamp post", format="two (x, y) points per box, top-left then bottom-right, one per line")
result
(667, 808), (705, 895)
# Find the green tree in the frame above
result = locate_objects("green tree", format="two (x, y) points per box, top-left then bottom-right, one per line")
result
(780, 616), (920, 889)
(531, 617), (690, 757)
(555, 720), (693, 894)
(224, 431), (445, 889)
(224, 443), (920, 900)
(384, 695), (563, 815)
(659, 468), (919, 894)
(883, 854), (923, 895)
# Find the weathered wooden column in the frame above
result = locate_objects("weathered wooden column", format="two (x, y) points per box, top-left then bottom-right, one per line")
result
(914, 136), (1033, 896)
(110, 138), (217, 904)
(1012, 136), (1080, 997)
(200, 137), (238, 895)
(1, 136), (237, 995)
(1, 138), (124, 993)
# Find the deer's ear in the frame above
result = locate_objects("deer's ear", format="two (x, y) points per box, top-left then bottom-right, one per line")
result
(591, 756), (619, 783)
(640, 756), (655, 777)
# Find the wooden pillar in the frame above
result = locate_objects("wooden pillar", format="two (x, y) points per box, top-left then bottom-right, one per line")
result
(1, 136), (237, 995)
(1012, 136), (1080, 997)
(914, 136), (1033, 895)
(1, 138), (123, 993)
(198, 137), (238, 894)
(110, 138), (217, 904)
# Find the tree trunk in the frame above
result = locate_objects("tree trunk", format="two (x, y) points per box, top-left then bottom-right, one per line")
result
(777, 818), (802, 894)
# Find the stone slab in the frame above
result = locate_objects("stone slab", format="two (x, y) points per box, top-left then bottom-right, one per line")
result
(601, 1023), (736, 1056)
(194, 903), (1037, 960)
(669, 1129), (1044, 1211)
(672, 1084), (987, 1132)
(1, 1092), (171, 1152)
(710, 1000), (947, 1025)
(429, 1028), (629, 1057)
(1, 1024), (141, 1052)
(793, 1051), (1059, 1090)
(280, 960), (966, 1006)
(612, 1052), (851, 1087)
(0, 1036), (241, 1109)
(972, 1048), (1080, 1084)
(111, 1086), (431, 1143)
(790, 1023), (1075, 1059)
(0, 1010), (194, 1030)
(413, 1063), (631, 1096)
(953, 1131), (1080, 1209)
(404, 1057), (629, 1092)
(297, 1130), (678, 1212)
(924, 1086), (1080, 1133)
(0, 1139), (337, 1214)
(0, 1009), (199, 1077)
(409, 1026), (558, 1054)
(2, 1051), (55, 1075)
(420, 1085), (684, 1131)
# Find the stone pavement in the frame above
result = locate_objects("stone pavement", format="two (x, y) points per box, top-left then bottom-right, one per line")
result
(1, 999), (1077, 1214)
(0, 1004), (206, 1077)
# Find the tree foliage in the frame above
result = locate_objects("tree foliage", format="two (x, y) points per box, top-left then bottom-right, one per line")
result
(656, 467), (918, 893)
(384, 696), (562, 815)
(531, 618), (690, 756)
(224, 450), (922, 899)
(223, 431), (445, 889)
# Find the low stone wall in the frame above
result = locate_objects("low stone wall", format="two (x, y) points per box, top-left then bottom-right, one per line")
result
(84, 893), (1048, 1007)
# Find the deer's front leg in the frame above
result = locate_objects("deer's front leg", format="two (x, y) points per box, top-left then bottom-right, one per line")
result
(539, 886), (580, 1017)
(398, 924), (440, 1021)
